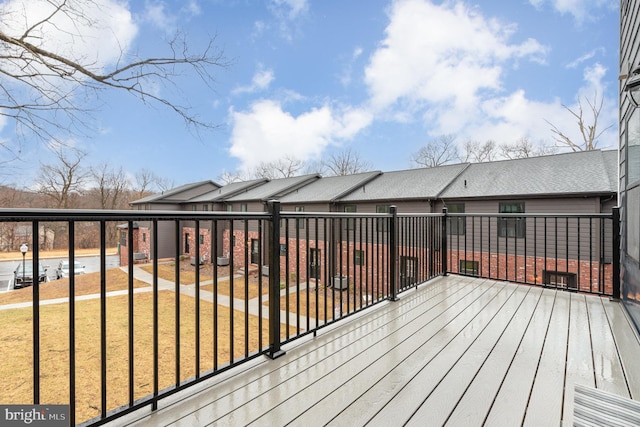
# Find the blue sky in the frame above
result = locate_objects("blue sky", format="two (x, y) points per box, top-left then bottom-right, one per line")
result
(0, 0), (620, 188)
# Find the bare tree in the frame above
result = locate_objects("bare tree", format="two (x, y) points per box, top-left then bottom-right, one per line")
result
(90, 163), (129, 209)
(500, 138), (557, 159)
(322, 148), (373, 176)
(253, 156), (306, 179)
(546, 92), (613, 151)
(134, 168), (173, 198)
(0, 0), (229, 146)
(36, 147), (89, 209)
(459, 140), (498, 163)
(411, 134), (459, 168)
(217, 170), (250, 184)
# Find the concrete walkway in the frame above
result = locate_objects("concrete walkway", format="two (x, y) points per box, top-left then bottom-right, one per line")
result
(0, 265), (313, 329)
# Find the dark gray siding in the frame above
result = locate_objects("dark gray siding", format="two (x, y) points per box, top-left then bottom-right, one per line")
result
(620, 0), (640, 331)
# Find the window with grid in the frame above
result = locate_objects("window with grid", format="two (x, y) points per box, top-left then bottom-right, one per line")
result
(498, 202), (525, 238)
(376, 205), (390, 232)
(295, 206), (305, 229)
(447, 203), (465, 235)
(344, 205), (356, 230)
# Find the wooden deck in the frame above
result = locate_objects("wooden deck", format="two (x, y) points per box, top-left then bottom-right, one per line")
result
(120, 276), (640, 427)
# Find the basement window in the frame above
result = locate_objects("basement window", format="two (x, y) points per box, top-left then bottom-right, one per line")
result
(543, 270), (577, 290)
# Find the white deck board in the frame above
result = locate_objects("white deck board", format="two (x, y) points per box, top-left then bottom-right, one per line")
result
(586, 296), (629, 398)
(120, 276), (640, 427)
(523, 291), (570, 427)
(483, 288), (557, 427)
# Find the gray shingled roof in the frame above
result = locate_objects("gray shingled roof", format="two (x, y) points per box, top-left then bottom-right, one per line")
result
(278, 171), (382, 203)
(225, 174), (321, 202)
(340, 163), (468, 202)
(439, 149), (617, 199)
(189, 178), (267, 202)
(130, 180), (219, 204)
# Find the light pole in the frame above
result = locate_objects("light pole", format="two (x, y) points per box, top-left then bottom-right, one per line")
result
(20, 243), (28, 287)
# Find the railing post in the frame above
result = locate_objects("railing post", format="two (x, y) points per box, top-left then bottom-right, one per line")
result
(389, 205), (399, 301)
(612, 207), (621, 300)
(267, 200), (286, 359)
(441, 208), (448, 276)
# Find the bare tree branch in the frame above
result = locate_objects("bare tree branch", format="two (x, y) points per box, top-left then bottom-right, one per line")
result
(253, 156), (306, 179)
(500, 137), (557, 159)
(0, 0), (230, 146)
(411, 134), (458, 168)
(322, 148), (373, 176)
(545, 91), (613, 151)
(35, 146), (89, 208)
(459, 140), (498, 163)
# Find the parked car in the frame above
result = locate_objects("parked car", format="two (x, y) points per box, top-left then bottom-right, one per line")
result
(13, 262), (49, 288)
(55, 260), (86, 279)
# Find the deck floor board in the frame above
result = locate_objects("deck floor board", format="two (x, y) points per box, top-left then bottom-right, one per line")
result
(121, 276), (640, 427)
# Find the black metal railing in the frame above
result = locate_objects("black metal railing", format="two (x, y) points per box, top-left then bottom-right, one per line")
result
(0, 206), (619, 426)
(443, 209), (620, 297)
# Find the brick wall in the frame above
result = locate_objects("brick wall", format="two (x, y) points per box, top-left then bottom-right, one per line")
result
(119, 227), (151, 266)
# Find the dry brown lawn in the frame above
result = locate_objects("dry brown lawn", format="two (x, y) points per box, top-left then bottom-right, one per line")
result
(140, 262), (215, 285)
(201, 273), (270, 300)
(0, 289), (292, 424)
(141, 261), (269, 300)
(0, 269), (149, 305)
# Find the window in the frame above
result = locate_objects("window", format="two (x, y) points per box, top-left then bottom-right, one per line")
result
(498, 202), (525, 238)
(628, 107), (640, 186)
(459, 260), (479, 276)
(120, 231), (127, 247)
(447, 203), (465, 235)
(543, 270), (577, 290)
(232, 235), (236, 247)
(142, 233), (146, 243)
(199, 234), (205, 244)
(203, 204), (209, 211)
(354, 250), (365, 266)
(376, 205), (390, 232)
(279, 244), (287, 256)
(295, 206), (305, 229)
(226, 204), (233, 212)
(344, 205), (356, 230)
(184, 233), (190, 253)
(628, 188), (640, 262)
(241, 203), (248, 212)
(191, 204), (197, 211)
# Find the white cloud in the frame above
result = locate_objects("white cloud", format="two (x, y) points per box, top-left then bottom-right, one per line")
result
(268, 0), (309, 41)
(339, 47), (364, 87)
(365, 0), (548, 113)
(461, 62), (617, 150)
(566, 48), (605, 68)
(233, 67), (275, 94)
(142, 1), (175, 30)
(228, 100), (372, 171)
(528, 0), (617, 24)
(0, 0), (138, 75)
(363, 0), (615, 151)
(271, 0), (309, 20)
(182, 0), (201, 16)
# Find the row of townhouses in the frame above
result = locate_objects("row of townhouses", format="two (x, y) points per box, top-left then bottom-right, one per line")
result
(120, 149), (618, 298)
